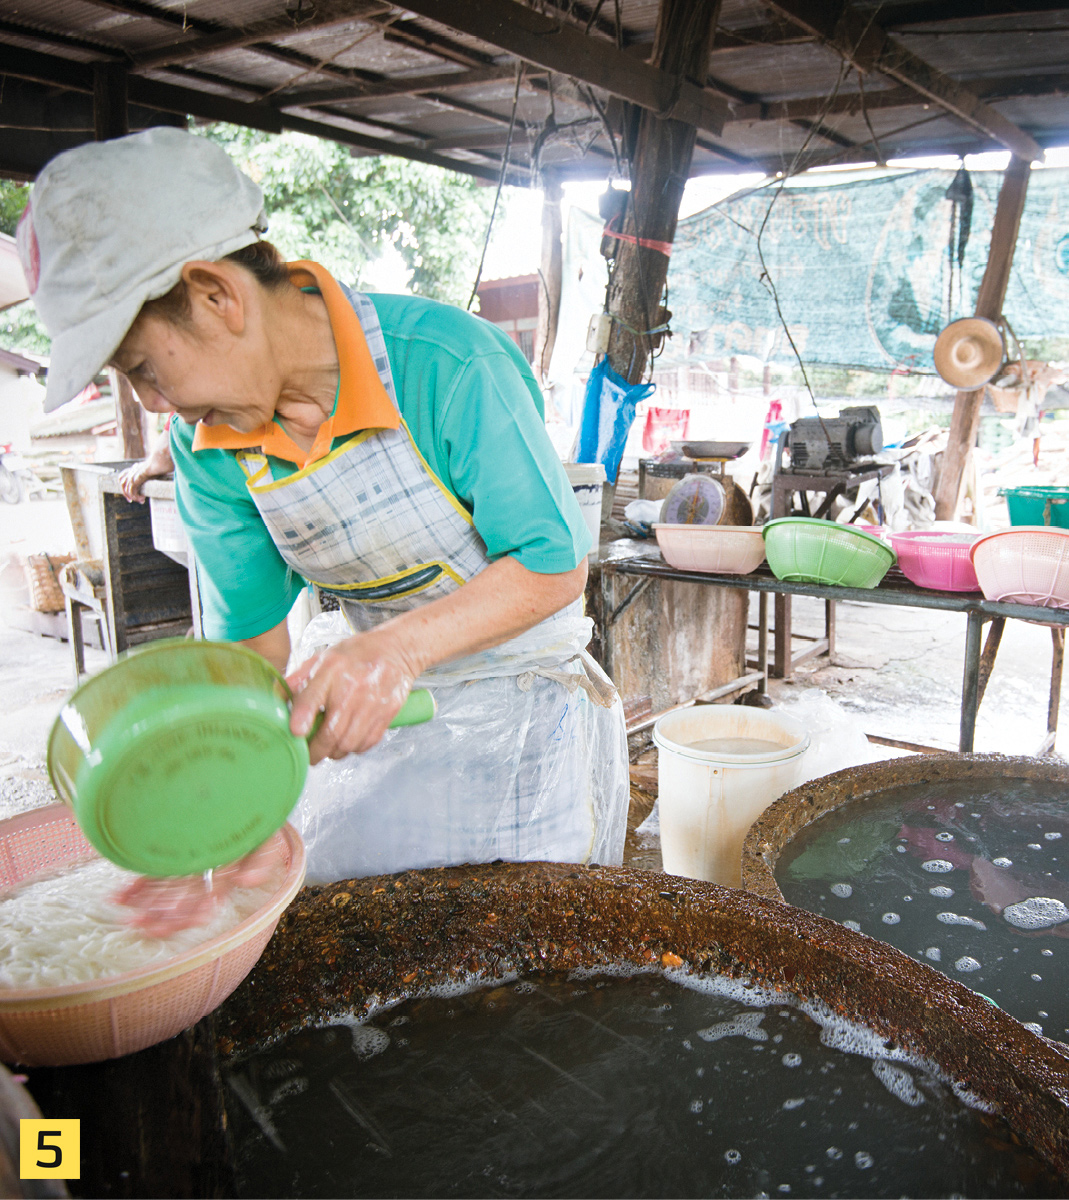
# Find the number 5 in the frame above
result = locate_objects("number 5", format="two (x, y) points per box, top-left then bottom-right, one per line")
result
(36, 1131), (62, 1169)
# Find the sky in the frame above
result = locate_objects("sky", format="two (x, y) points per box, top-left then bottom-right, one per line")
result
(363, 145), (1069, 293)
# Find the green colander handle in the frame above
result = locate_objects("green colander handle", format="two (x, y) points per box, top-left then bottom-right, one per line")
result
(389, 688), (436, 727)
(304, 688), (435, 742)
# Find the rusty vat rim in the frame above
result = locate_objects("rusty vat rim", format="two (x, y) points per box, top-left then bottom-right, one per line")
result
(740, 752), (1069, 905)
(217, 859), (1069, 1179)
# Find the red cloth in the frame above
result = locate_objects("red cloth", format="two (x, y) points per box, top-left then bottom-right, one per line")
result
(641, 406), (690, 455)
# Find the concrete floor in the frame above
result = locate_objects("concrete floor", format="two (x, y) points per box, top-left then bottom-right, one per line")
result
(0, 498), (1065, 828)
(0, 498), (107, 819)
(772, 593), (1067, 757)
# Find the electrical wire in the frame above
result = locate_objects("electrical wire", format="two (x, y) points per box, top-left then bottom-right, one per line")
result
(467, 62), (525, 312)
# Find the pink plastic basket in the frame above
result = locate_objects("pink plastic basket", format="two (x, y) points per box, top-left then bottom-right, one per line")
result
(970, 527), (1069, 610)
(889, 530), (981, 592)
(0, 806), (305, 1067)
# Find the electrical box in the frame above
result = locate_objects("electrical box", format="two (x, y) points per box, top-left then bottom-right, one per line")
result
(586, 312), (612, 354)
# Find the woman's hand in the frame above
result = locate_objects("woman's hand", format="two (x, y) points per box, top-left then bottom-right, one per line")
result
(286, 629), (418, 764)
(118, 439), (175, 503)
(114, 841), (277, 937)
(117, 461), (153, 503)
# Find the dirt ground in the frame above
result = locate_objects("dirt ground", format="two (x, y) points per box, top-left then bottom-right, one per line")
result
(1, 497), (1065, 834)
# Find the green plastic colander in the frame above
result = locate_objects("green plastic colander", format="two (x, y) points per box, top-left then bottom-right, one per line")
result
(47, 639), (435, 877)
(762, 518), (896, 589)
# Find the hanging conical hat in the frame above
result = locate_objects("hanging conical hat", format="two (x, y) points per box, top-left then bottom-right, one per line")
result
(933, 318), (1005, 389)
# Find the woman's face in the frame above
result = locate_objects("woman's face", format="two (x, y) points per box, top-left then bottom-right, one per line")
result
(112, 264), (281, 432)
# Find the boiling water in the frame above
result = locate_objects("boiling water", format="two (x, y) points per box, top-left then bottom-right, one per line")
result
(777, 778), (1069, 1037)
(223, 972), (1059, 1198)
(687, 736), (784, 755)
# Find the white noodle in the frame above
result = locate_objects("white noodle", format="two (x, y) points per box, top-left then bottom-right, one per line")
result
(0, 856), (282, 989)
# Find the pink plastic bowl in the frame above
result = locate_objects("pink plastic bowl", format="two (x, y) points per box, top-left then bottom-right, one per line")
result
(889, 530), (981, 592)
(0, 806), (306, 1067)
(970, 526), (1069, 610)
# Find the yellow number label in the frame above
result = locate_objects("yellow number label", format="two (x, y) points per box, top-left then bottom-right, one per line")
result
(19, 1119), (80, 1180)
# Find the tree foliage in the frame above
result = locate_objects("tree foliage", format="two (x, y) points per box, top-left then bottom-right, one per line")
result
(0, 180), (30, 238)
(0, 180), (51, 354)
(198, 124), (493, 306)
(0, 125), (496, 356)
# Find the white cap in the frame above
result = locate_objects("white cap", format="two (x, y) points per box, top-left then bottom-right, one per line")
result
(17, 127), (267, 412)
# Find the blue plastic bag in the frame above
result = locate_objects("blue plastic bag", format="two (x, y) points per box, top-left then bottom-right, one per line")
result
(576, 357), (655, 484)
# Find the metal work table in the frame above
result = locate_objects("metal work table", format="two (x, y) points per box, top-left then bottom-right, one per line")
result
(600, 545), (1069, 754)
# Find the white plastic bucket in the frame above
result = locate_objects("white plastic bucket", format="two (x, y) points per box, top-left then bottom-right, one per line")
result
(653, 706), (810, 886)
(564, 462), (607, 559)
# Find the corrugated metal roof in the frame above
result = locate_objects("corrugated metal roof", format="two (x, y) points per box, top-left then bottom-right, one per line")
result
(1, 0), (1067, 183)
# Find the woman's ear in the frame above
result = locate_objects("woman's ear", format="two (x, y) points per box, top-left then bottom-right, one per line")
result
(181, 260), (247, 335)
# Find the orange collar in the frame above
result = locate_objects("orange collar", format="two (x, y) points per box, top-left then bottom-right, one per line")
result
(191, 261), (400, 467)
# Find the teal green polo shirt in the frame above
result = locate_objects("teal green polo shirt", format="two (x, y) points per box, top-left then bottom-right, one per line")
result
(170, 291), (590, 641)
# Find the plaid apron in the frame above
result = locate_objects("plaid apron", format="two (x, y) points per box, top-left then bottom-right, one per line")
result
(229, 289), (626, 879)
(236, 287), (586, 678)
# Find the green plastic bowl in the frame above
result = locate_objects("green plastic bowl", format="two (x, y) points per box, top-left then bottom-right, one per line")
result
(762, 518), (896, 589)
(47, 639), (434, 877)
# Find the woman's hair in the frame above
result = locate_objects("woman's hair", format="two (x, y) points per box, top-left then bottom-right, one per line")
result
(140, 239), (290, 326)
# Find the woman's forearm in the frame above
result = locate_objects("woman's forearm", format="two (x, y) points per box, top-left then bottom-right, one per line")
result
(377, 555), (588, 679)
(286, 556), (588, 762)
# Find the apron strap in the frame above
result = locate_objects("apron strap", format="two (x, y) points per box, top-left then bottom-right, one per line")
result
(235, 451), (272, 486)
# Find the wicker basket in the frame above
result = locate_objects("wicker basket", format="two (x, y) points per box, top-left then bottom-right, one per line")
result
(23, 553), (75, 613)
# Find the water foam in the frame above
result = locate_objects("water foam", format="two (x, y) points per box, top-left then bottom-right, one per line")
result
(882, 913), (900, 925)
(954, 957), (981, 973)
(697, 1011), (768, 1044)
(1045, 832), (1062, 841)
(929, 886), (954, 898)
(1002, 897), (1069, 931)
(937, 913), (987, 931)
(992, 857), (1013, 869)
(872, 1059), (925, 1107)
(830, 883), (853, 898)
(323, 1014), (392, 1060)
(922, 860), (954, 874)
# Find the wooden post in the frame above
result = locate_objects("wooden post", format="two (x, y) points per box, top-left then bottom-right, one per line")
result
(108, 368), (147, 461)
(934, 155), (1031, 521)
(535, 171), (563, 384)
(93, 63), (129, 140)
(95, 68), (144, 460)
(605, 0), (722, 384)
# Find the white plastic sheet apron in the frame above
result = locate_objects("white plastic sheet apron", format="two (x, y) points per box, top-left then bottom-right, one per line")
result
(237, 288), (628, 882)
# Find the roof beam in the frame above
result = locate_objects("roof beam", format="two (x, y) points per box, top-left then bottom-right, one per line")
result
(0, 44), (524, 183)
(379, 20), (496, 68)
(728, 71), (1069, 121)
(763, 0), (1043, 160)
(709, 21), (817, 50)
(389, 0), (729, 135)
(880, 1), (1069, 25)
(275, 66), (520, 109)
(0, 16), (126, 59)
(128, 2), (391, 71)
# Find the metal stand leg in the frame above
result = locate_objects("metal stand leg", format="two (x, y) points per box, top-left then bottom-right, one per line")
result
(757, 592), (768, 695)
(959, 609), (985, 752)
(975, 616), (1005, 709)
(773, 593), (791, 679)
(1042, 627), (1065, 756)
(825, 600), (836, 659)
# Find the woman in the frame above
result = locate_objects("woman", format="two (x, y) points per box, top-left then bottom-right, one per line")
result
(20, 128), (628, 909)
